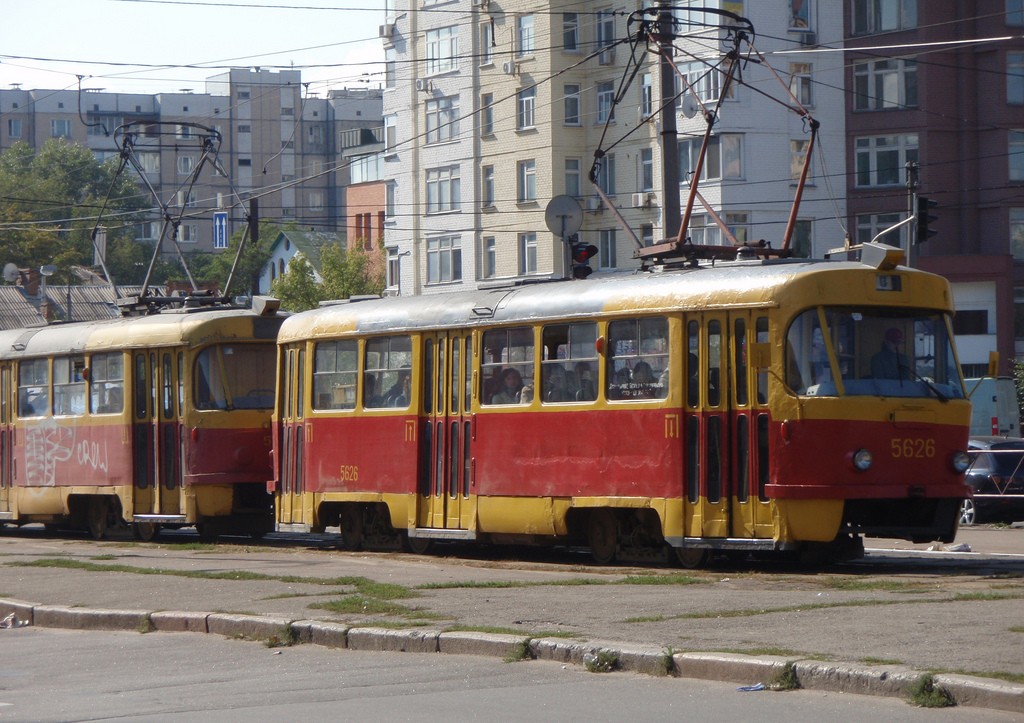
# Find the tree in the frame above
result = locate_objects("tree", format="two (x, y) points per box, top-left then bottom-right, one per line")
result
(0, 140), (148, 285)
(270, 242), (386, 312)
(183, 220), (283, 297)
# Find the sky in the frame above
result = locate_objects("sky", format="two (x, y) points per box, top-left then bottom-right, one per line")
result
(0, 0), (388, 97)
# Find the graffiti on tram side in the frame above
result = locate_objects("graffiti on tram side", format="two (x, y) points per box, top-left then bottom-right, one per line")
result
(23, 420), (110, 486)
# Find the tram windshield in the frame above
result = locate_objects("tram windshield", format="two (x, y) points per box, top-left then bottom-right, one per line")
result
(195, 343), (276, 410)
(785, 308), (965, 400)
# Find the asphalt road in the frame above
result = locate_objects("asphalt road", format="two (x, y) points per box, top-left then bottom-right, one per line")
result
(1, 628), (1018, 723)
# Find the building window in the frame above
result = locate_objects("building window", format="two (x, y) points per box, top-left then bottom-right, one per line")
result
(425, 96), (459, 144)
(385, 47), (396, 88)
(788, 63), (813, 106)
(1012, 131), (1024, 181)
(725, 212), (750, 243)
(641, 73), (653, 118)
(517, 87), (536, 129)
(51, 119), (72, 138)
(8, 118), (22, 138)
(177, 156), (195, 175)
(855, 134), (918, 187)
(1011, 208), (1024, 259)
(599, 229), (617, 269)
(689, 214), (721, 245)
(482, 165), (495, 207)
(852, 0), (917, 35)
(238, 124), (251, 133)
(789, 0), (811, 30)
(856, 212), (906, 247)
(481, 236), (496, 279)
(516, 14), (534, 57)
(641, 148), (654, 191)
(481, 93), (494, 135)
(790, 139), (810, 182)
(385, 181), (397, 220)
(641, 224), (655, 247)
(679, 134), (743, 182)
(597, 10), (616, 65)
(563, 84), (581, 126)
(595, 153), (616, 195)
(308, 124), (324, 145)
(1011, 0), (1024, 25)
(517, 160), (537, 203)
(519, 232), (537, 274)
(853, 59), (917, 110)
(425, 26), (458, 76)
(1010, 53), (1024, 105)
(565, 158), (582, 197)
(176, 223), (198, 243)
(426, 166), (461, 214)
(480, 21), (494, 65)
(563, 13), (579, 51)
(597, 81), (615, 123)
(792, 219), (812, 258)
(426, 235), (462, 284)
(387, 247), (400, 289)
(384, 114), (397, 150)
(177, 191), (197, 208)
(239, 158), (252, 167)
(309, 191), (324, 211)
(677, 61), (732, 104)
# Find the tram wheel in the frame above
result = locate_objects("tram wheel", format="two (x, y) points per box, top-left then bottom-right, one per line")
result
(673, 546), (709, 569)
(87, 498), (109, 540)
(132, 521), (160, 542)
(404, 533), (432, 555)
(195, 521), (218, 542)
(959, 498), (977, 526)
(588, 509), (619, 564)
(341, 506), (365, 550)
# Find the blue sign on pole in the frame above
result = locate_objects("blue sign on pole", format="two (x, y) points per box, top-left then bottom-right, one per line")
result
(213, 211), (229, 249)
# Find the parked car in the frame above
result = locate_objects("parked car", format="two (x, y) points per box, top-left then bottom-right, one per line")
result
(960, 436), (1024, 525)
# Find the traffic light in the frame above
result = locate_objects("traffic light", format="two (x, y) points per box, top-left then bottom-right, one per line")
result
(571, 242), (598, 279)
(915, 195), (937, 244)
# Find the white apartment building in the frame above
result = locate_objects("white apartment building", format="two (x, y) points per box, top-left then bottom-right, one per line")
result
(381, 0), (846, 296)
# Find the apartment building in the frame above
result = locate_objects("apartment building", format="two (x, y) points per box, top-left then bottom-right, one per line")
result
(379, 0), (847, 295)
(844, 0), (1024, 375)
(0, 71), (383, 255)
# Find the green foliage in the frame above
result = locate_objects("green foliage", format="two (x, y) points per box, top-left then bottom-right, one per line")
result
(270, 242), (386, 312)
(0, 140), (148, 285)
(908, 673), (955, 708)
(1013, 360), (1024, 424)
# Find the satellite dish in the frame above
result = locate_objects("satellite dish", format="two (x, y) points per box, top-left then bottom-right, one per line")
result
(544, 195), (584, 238)
(40, 265), (57, 277)
(681, 95), (700, 119)
(2, 263), (18, 283)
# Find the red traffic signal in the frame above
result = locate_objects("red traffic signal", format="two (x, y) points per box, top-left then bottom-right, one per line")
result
(572, 243), (598, 264)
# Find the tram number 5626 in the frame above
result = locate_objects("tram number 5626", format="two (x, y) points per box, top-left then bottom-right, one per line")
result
(890, 438), (935, 459)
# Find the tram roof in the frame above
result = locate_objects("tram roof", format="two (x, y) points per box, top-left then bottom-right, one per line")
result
(279, 258), (954, 342)
(0, 306), (281, 360)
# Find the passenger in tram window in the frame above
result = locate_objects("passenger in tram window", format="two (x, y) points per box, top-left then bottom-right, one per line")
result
(631, 360), (656, 398)
(543, 364), (572, 402)
(492, 367), (524, 404)
(98, 386), (123, 414)
(574, 361), (596, 401)
(687, 353), (700, 405)
(871, 327), (909, 380)
(520, 384), (534, 403)
(363, 373), (384, 408)
(385, 371), (411, 407)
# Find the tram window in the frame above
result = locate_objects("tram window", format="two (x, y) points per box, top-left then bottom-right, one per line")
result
(541, 322), (598, 403)
(686, 320), (699, 408)
(17, 358), (49, 417)
(755, 317), (769, 404)
(606, 318), (668, 401)
(707, 320), (722, 408)
(89, 352), (124, 414)
(734, 318), (748, 406)
(364, 335), (412, 409)
(195, 343), (277, 411)
(482, 327), (535, 405)
(53, 355), (86, 416)
(312, 340), (358, 410)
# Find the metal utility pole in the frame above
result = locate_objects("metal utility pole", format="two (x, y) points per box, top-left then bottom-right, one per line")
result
(656, 1), (681, 240)
(906, 161), (918, 267)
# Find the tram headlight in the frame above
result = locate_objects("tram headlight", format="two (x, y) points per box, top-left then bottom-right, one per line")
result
(852, 448), (873, 471)
(951, 451), (970, 473)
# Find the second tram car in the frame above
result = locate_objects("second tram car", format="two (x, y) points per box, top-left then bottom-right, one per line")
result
(0, 302), (284, 540)
(271, 246), (971, 564)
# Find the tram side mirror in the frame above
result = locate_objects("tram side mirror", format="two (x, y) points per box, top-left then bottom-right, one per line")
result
(987, 350), (999, 378)
(750, 342), (771, 370)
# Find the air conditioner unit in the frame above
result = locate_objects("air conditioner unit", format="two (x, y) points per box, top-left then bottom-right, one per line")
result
(598, 48), (615, 66)
(799, 31), (817, 46)
(586, 196), (603, 212)
(502, 61), (518, 76)
(472, 0), (489, 7)
(631, 192), (651, 209)
(415, 78), (431, 92)
(378, 23), (395, 38)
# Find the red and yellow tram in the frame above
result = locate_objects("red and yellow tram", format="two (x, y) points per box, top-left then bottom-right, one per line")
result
(271, 246), (971, 564)
(0, 302), (283, 539)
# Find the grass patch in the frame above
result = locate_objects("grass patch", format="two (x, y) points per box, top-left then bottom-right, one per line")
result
(1009, 626), (1024, 634)
(90, 554), (118, 561)
(308, 595), (415, 616)
(908, 673), (955, 708)
(584, 650), (619, 673)
(619, 574), (705, 586)
(860, 656), (903, 666)
(503, 639), (535, 663)
(952, 591), (1024, 602)
(771, 662), (801, 691)
(815, 577), (930, 594)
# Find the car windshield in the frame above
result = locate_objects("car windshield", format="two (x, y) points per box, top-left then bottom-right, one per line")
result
(785, 307), (965, 400)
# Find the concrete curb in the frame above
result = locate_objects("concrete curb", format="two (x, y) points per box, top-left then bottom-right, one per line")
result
(1, 597), (1021, 714)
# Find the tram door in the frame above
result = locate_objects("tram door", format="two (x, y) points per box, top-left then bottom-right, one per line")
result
(0, 364), (11, 512)
(277, 346), (305, 526)
(156, 351), (183, 514)
(728, 312), (772, 538)
(417, 331), (474, 531)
